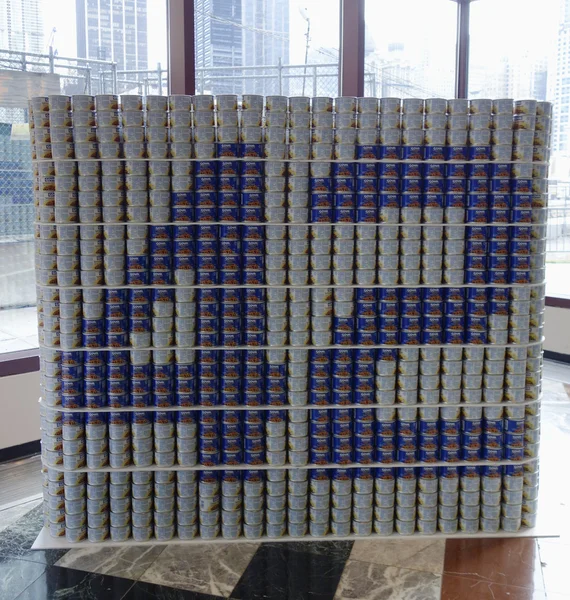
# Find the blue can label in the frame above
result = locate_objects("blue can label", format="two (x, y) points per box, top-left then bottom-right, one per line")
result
(377, 193), (399, 208)
(401, 178), (421, 194)
(512, 194), (532, 208)
(195, 176), (217, 192)
(468, 146), (491, 161)
(444, 179), (467, 196)
(402, 146), (424, 161)
(401, 194), (421, 207)
(488, 194), (510, 209)
(467, 163), (489, 178)
(424, 146), (445, 160)
(195, 207), (216, 221)
(424, 163), (444, 178)
(400, 301), (421, 316)
(423, 179), (444, 195)
(445, 193), (466, 208)
(377, 163), (397, 177)
(504, 419), (525, 434)
(334, 192), (356, 207)
(239, 161), (263, 176)
(378, 145), (400, 160)
(401, 163), (423, 178)
(356, 178), (378, 193)
(356, 145), (379, 159)
(218, 191), (239, 207)
(489, 163), (511, 178)
(445, 146), (468, 161)
(334, 162), (357, 177)
(468, 178), (490, 194)
(238, 143), (262, 158)
(512, 179), (532, 194)
(423, 193), (443, 207)
(333, 179), (355, 194)
(378, 178), (400, 193)
(445, 163), (467, 178)
(419, 420), (438, 435)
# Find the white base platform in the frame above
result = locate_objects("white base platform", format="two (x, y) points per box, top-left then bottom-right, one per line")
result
(32, 524), (558, 549)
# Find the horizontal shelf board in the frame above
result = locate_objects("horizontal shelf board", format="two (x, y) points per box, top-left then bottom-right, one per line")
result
(32, 158), (549, 164)
(39, 221), (548, 228)
(35, 283), (546, 290)
(40, 457), (539, 473)
(39, 397), (542, 413)
(37, 340), (545, 352)
(31, 524), (558, 550)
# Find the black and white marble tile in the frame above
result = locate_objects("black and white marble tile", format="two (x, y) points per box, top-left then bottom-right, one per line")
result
(0, 499), (42, 534)
(55, 545), (165, 580)
(333, 559), (441, 600)
(349, 539), (446, 574)
(0, 555), (46, 600)
(139, 543), (259, 598)
(122, 580), (225, 600)
(15, 565), (135, 600)
(231, 540), (353, 600)
(0, 504), (67, 566)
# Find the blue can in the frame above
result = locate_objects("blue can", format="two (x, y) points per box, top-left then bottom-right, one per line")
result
(402, 146), (424, 161)
(334, 162), (357, 177)
(467, 163), (489, 178)
(377, 193), (399, 208)
(379, 178), (400, 193)
(356, 145), (379, 160)
(468, 146), (491, 161)
(401, 163), (423, 178)
(489, 163), (510, 178)
(445, 163), (467, 178)
(467, 178), (489, 194)
(378, 145), (400, 160)
(444, 146), (468, 161)
(358, 162), (380, 177)
(420, 163), (444, 178)
(423, 146), (444, 161)
(511, 194), (532, 208)
(401, 178), (422, 194)
(488, 194), (510, 209)
(445, 193), (466, 208)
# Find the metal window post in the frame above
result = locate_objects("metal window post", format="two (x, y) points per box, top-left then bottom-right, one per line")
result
(455, 0), (471, 98)
(340, 0), (365, 97)
(168, 0), (196, 95)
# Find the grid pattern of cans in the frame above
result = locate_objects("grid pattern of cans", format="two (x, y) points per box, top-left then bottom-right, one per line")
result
(32, 93), (547, 543)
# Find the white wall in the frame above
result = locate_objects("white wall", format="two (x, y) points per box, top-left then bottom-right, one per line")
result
(0, 371), (40, 450)
(545, 306), (570, 356)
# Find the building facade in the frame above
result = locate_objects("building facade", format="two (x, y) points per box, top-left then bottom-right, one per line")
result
(0, 0), (43, 53)
(195, 0), (289, 95)
(76, 0), (148, 72)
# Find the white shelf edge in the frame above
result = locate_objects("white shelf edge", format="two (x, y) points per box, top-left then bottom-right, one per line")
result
(38, 396), (543, 413)
(31, 525), (558, 550)
(39, 457), (540, 473)
(31, 158), (551, 164)
(36, 339), (546, 352)
(34, 283), (547, 290)
(38, 221), (549, 228)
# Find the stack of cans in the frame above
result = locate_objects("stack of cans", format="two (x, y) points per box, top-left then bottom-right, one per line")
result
(33, 94), (548, 543)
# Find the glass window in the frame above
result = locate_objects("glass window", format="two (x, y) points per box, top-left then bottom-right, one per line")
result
(0, 0), (167, 354)
(364, 0), (457, 99)
(194, 0), (341, 97)
(468, 0), (566, 297)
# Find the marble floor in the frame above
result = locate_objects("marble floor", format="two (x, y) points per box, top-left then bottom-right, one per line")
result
(0, 359), (568, 599)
